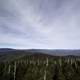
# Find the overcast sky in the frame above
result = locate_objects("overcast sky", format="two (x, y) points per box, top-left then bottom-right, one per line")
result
(0, 0), (80, 49)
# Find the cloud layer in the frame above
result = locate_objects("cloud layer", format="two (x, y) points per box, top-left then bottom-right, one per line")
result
(0, 0), (80, 49)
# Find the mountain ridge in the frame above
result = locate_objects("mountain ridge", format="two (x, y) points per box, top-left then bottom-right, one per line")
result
(0, 48), (80, 56)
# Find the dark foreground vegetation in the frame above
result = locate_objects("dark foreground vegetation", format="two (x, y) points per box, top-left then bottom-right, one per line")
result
(0, 54), (80, 80)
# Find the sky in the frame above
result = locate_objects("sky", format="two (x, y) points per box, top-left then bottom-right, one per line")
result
(0, 0), (80, 49)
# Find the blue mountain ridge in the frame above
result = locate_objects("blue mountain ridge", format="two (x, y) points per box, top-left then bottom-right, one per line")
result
(0, 48), (80, 56)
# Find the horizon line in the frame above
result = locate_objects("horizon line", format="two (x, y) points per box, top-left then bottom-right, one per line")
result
(0, 47), (80, 50)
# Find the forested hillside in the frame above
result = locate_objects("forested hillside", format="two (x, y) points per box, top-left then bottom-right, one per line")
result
(0, 53), (80, 80)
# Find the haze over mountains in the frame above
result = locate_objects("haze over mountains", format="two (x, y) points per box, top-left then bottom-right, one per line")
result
(0, 48), (80, 56)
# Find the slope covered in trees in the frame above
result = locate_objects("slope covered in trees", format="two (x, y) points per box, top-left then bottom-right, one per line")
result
(0, 53), (80, 80)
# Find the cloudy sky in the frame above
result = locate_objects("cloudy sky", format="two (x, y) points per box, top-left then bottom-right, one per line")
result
(0, 0), (80, 49)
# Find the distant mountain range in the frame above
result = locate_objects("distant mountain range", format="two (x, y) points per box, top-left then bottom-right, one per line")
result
(0, 48), (80, 62)
(0, 48), (80, 56)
